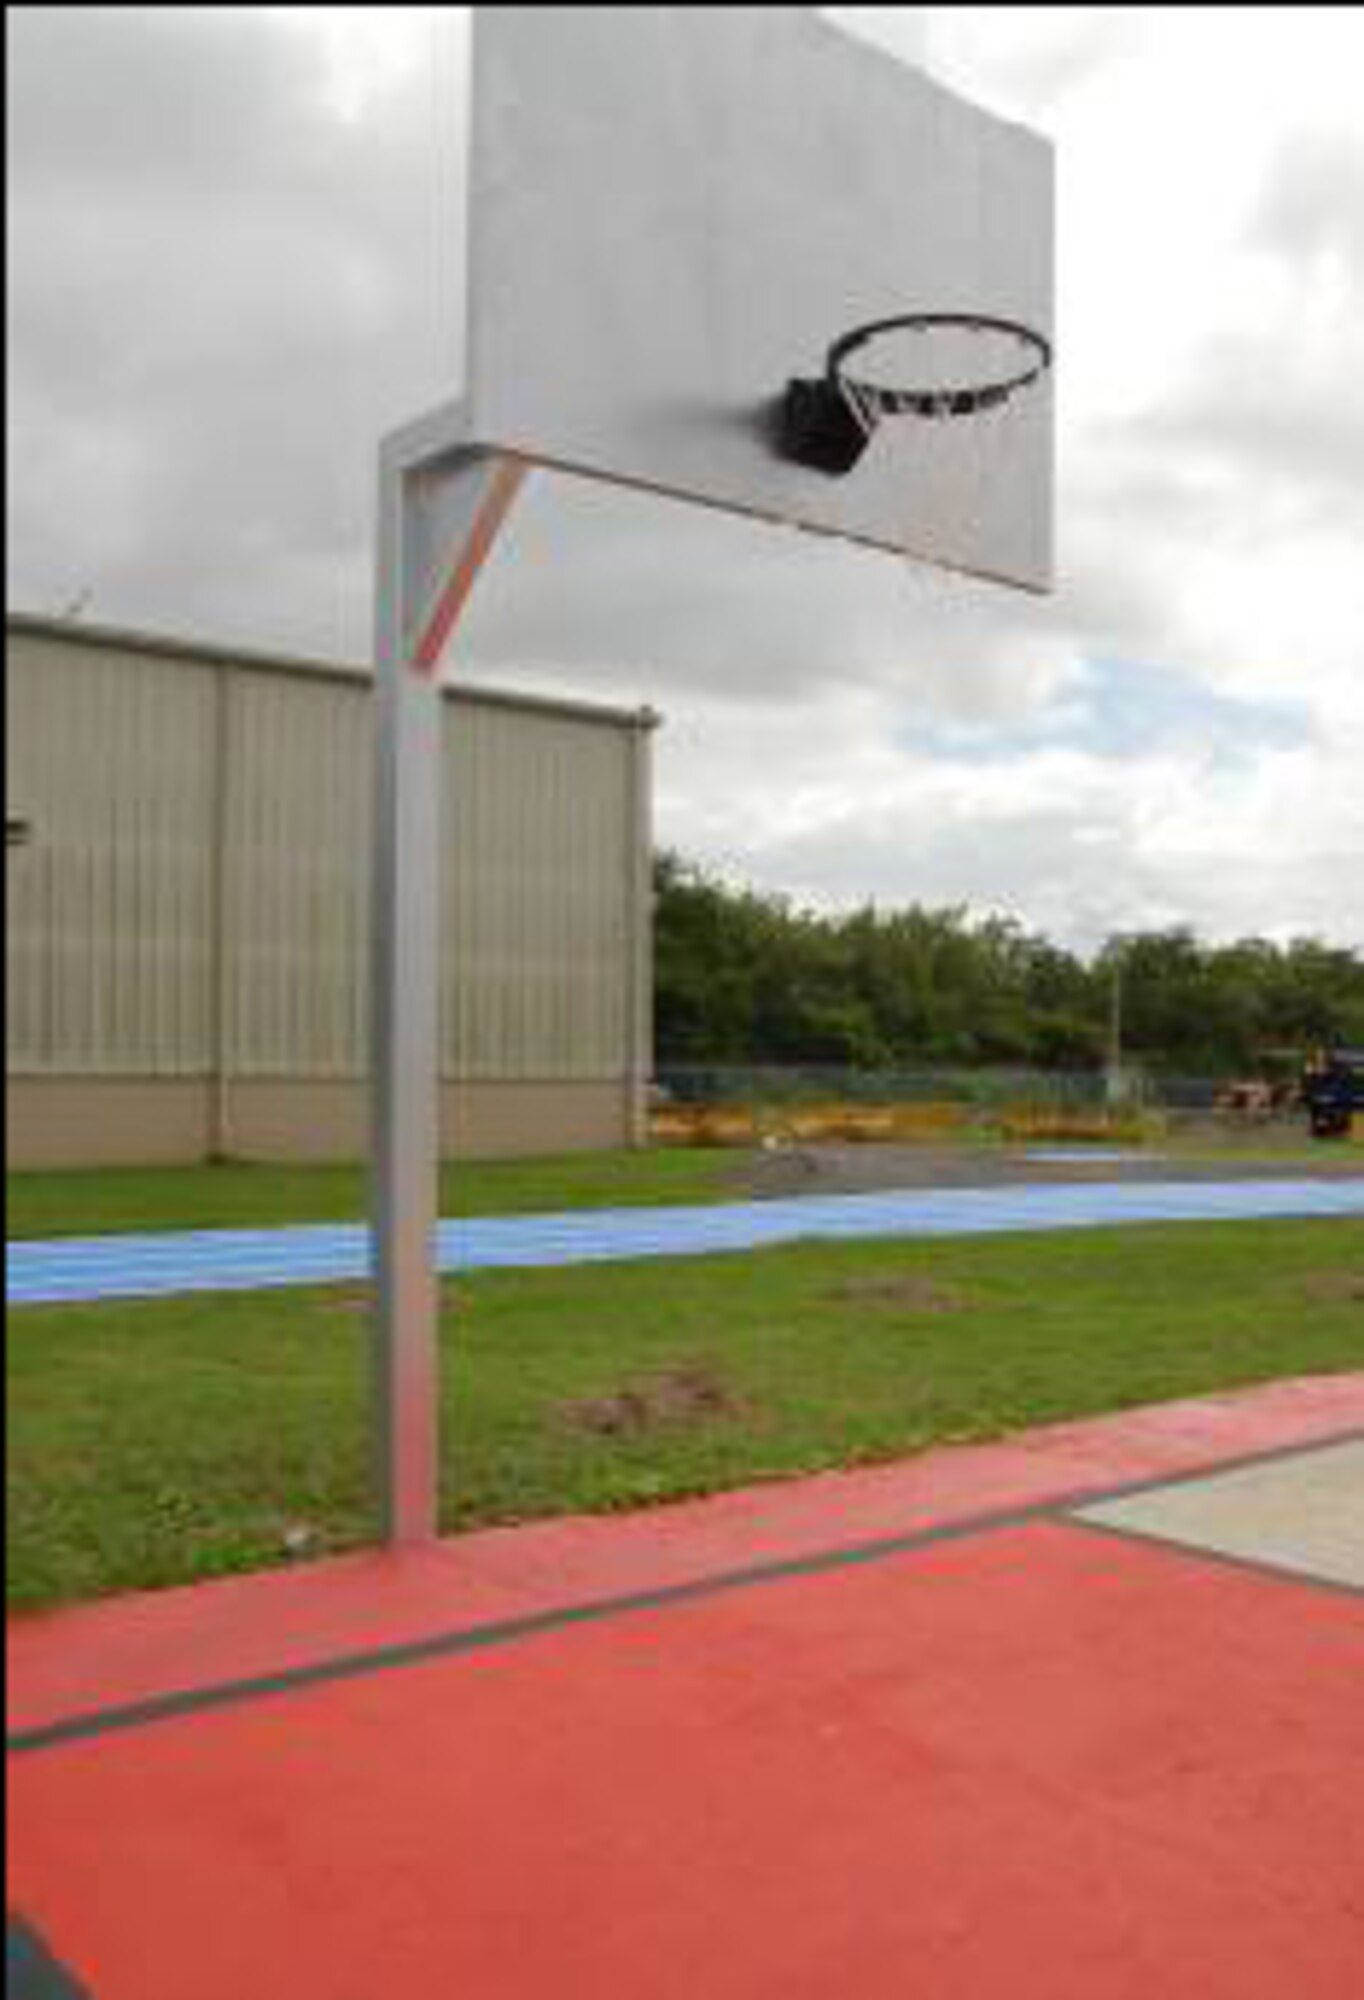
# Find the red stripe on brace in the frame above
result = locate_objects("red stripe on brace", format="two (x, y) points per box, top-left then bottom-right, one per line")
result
(412, 457), (526, 676)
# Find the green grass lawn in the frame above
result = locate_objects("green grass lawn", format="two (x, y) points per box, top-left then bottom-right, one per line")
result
(7, 1130), (1350, 1242)
(7, 1217), (1362, 1612)
(5, 1148), (746, 1241)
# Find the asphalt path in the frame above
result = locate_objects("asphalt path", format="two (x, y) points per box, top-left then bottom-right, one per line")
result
(734, 1141), (1364, 1198)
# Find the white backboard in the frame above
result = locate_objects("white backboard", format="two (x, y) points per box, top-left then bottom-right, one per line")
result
(466, 7), (1054, 591)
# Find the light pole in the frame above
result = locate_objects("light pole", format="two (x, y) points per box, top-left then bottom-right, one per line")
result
(1106, 939), (1126, 1106)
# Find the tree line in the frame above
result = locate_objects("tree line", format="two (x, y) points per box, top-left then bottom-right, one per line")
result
(653, 852), (1364, 1078)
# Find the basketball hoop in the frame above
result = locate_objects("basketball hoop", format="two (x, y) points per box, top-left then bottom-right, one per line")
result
(779, 313), (1052, 475)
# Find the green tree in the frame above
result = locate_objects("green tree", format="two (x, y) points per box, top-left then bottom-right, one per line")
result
(653, 852), (1363, 1081)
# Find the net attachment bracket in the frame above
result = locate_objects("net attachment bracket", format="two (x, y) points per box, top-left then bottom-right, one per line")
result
(778, 312), (1053, 476)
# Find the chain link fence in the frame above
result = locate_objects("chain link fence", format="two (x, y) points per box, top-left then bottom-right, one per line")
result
(650, 1065), (1307, 1146)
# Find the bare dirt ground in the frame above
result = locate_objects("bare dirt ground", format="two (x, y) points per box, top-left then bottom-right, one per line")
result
(733, 1137), (1364, 1202)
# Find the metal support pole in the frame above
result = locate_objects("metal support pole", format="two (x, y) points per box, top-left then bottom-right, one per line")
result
(371, 412), (524, 1545)
(207, 663), (235, 1162)
(625, 711), (658, 1147)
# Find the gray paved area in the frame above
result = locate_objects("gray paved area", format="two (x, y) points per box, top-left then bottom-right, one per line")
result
(1076, 1436), (1364, 1589)
(737, 1140), (1364, 1200)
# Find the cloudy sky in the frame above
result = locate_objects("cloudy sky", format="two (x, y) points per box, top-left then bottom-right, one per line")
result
(8, 7), (1363, 954)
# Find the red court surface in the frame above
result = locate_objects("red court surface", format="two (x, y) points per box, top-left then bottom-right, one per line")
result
(9, 1376), (1364, 1999)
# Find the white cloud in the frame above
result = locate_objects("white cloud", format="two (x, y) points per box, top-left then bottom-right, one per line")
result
(6, 6), (1363, 951)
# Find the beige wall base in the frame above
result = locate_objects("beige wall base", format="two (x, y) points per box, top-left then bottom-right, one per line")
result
(7, 1079), (212, 1169)
(439, 1082), (632, 1160)
(231, 1080), (630, 1162)
(7, 1077), (634, 1169)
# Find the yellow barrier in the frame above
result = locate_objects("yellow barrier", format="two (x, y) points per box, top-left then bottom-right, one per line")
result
(649, 1098), (1160, 1150)
(650, 1099), (977, 1148)
(886, 1103), (974, 1141)
(657, 1108), (761, 1147)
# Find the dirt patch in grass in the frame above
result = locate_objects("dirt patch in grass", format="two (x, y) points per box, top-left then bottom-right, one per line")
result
(321, 1285), (373, 1315)
(1301, 1269), (1364, 1306)
(558, 1365), (741, 1439)
(320, 1282), (479, 1316)
(826, 1273), (971, 1313)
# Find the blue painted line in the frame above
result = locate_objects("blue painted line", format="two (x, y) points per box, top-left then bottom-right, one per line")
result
(7, 1178), (1364, 1308)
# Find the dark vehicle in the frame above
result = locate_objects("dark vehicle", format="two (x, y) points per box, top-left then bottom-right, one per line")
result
(1301, 1047), (1364, 1139)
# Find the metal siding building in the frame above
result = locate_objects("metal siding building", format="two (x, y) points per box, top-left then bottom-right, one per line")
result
(6, 615), (655, 1167)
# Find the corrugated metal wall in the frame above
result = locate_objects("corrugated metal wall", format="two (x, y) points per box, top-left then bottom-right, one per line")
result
(7, 619), (653, 1094)
(7, 637), (218, 1076)
(223, 665), (373, 1078)
(444, 704), (632, 1080)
